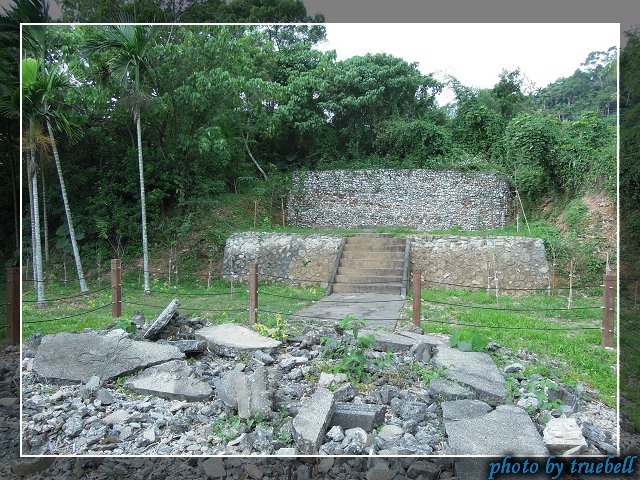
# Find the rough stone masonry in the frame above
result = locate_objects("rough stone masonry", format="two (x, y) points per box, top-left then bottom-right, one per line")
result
(287, 169), (511, 230)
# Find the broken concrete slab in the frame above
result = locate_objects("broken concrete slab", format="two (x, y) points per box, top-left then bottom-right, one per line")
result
(330, 403), (387, 432)
(292, 387), (335, 454)
(194, 324), (281, 357)
(543, 417), (588, 454)
(32, 331), (184, 383)
(237, 366), (273, 419)
(143, 299), (180, 340)
(428, 378), (475, 401)
(444, 404), (548, 455)
(123, 360), (213, 402)
(441, 399), (493, 422)
(431, 345), (506, 405)
(360, 330), (416, 353)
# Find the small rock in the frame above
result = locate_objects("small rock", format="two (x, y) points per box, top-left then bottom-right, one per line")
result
(377, 424), (404, 442)
(318, 372), (336, 388)
(245, 463), (263, 479)
(80, 375), (101, 400)
(505, 363), (525, 374)
(326, 425), (345, 442)
(543, 417), (588, 454)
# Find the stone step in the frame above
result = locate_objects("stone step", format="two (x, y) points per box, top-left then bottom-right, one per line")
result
(332, 283), (402, 295)
(345, 236), (406, 246)
(335, 274), (403, 284)
(340, 251), (405, 261)
(342, 243), (406, 253)
(337, 267), (403, 278)
(340, 258), (405, 269)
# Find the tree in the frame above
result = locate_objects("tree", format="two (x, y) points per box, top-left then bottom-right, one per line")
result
(85, 25), (155, 293)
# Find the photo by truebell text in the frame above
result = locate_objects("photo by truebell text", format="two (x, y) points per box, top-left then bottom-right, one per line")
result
(487, 455), (637, 479)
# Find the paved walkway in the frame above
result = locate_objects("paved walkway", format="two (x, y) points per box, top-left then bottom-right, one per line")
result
(293, 293), (405, 330)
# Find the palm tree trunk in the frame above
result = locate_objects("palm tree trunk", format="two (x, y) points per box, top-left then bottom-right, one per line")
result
(47, 120), (88, 292)
(28, 122), (45, 306)
(41, 169), (49, 264)
(26, 150), (37, 292)
(135, 105), (150, 293)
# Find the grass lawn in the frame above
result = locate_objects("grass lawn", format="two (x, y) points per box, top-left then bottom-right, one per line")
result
(21, 271), (325, 339)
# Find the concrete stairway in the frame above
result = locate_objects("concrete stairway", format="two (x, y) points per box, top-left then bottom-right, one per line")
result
(332, 234), (407, 295)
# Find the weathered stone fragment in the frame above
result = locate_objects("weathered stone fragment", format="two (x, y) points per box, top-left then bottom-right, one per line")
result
(543, 417), (588, 454)
(292, 388), (335, 454)
(237, 366), (272, 419)
(360, 330), (415, 353)
(330, 403), (386, 432)
(428, 378), (475, 401)
(143, 299), (180, 340)
(432, 345), (506, 405)
(123, 360), (213, 401)
(32, 331), (184, 383)
(194, 324), (281, 356)
(444, 404), (548, 455)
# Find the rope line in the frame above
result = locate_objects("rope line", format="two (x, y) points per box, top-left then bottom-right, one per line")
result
(22, 285), (111, 303)
(424, 317), (602, 331)
(122, 285), (238, 296)
(425, 279), (601, 291)
(422, 299), (601, 312)
(23, 303), (112, 324)
(122, 300), (246, 313)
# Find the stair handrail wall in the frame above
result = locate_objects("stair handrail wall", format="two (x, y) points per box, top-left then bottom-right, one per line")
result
(325, 237), (346, 296)
(401, 238), (411, 299)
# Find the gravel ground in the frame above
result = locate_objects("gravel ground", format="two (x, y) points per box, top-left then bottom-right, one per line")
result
(3, 334), (640, 479)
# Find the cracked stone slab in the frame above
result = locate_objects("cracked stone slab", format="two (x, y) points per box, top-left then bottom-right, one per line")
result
(431, 345), (506, 405)
(360, 330), (416, 353)
(32, 331), (185, 383)
(429, 378), (476, 401)
(123, 360), (213, 401)
(194, 324), (281, 356)
(441, 399), (493, 422)
(444, 404), (548, 456)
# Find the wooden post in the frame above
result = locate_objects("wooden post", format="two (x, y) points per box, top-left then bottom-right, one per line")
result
(601, 274), (615, 349)
(248, 263), (258, 324)
(6, 268), (19, 345)
(412, 269), (421, 327)
(111, 259), (122, 319)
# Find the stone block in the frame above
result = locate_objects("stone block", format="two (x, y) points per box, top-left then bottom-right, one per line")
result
(330, 403), (386, 432)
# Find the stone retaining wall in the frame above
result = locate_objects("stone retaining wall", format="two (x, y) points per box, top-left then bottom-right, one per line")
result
(222, 233), (342, 285)
(410, 235), (550, 291)
(222, 233), (550, 291)
(287, 169), (511, 230)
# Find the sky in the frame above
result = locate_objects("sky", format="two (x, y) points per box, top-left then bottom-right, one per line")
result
(316, 23), (620, 105)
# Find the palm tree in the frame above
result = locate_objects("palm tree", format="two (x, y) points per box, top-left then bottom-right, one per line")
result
(85, 25), (155, 293)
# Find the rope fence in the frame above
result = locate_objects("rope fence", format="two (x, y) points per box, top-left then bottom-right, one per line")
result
(15, 260), (616, 349)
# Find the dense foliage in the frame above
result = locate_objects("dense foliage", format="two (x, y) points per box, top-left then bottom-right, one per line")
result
(0, 3), (618, 279)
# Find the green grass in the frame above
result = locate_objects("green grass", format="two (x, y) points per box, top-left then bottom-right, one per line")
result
(408, 286), (616, 407)
(21, 273), (324, 339)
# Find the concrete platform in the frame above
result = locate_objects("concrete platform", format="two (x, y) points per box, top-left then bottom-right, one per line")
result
(293, 293), (405, 330)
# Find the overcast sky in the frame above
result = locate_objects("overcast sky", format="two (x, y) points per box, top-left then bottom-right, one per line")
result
(316, 23), (619, 105)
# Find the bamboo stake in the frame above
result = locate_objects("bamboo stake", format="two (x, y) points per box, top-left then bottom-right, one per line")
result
(207, 258), (212, 290)
(253, 200), (258, 228)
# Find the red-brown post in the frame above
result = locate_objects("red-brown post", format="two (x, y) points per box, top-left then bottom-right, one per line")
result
(412, 269), (421, 327)
(601, 274), (616, 349)
(248, 263), (258, 324)
(6, 267), (19, 345)
(111, 259), (122, 319)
